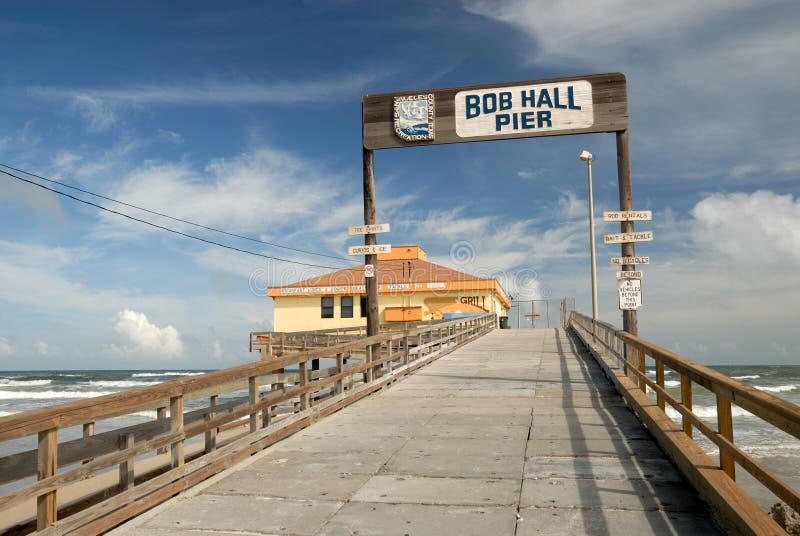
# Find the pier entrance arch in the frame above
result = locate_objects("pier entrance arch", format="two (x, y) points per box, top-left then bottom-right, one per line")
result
(359, 73), (636, 338)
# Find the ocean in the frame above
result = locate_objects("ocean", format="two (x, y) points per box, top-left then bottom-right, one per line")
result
(0, 366), (797, 508)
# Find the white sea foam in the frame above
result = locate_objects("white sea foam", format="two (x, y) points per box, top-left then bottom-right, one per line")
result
(0, 390), (115, 400)
(131, 372), (203, 377)
(87, 380), (160, 388)
(754, 384), (796, 393)
(0, 379), (53, 386)
(130, 410), (158, 419)
(664, 380), (681, 388)
(0, 410), (16, 417)
(665, 405), (754, 420)
(732, 375), (760, 380)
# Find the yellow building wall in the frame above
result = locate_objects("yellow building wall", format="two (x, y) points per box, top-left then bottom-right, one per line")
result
(273, 290), (508, 332)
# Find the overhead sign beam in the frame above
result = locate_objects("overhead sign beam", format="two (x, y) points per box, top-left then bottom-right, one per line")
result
(362, 73), (628, 150)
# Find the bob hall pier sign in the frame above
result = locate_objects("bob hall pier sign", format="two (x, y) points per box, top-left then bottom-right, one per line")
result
(363, 73), (627, 149)
(361, 73), (639, 337)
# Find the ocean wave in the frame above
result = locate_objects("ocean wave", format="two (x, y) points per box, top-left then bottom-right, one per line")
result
(665, 405), (754, 420)
(664, 380), (681, 388)
(732, 375), (760, 380)
(131, 410), (158, 419)
(87, 380), (160, 388)
(0, 379), (53, 386)
(0, 411), (16, 417)
(0, 390), (116, 400)
(131, 372), (204, 377)
(754, 384), (796, 393)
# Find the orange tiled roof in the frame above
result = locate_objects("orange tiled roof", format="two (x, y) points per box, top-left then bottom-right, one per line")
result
(283, 258), (482, 289)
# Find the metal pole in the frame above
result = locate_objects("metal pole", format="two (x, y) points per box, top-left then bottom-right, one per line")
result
(587, 158), (599, 321)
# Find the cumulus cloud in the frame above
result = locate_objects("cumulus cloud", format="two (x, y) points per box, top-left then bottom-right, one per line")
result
(0, 337), (14, 357)
(690, 190), (800, 267)
(113, 309), (184, 357)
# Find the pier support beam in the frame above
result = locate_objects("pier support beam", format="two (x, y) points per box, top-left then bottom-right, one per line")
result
(616, 129), (638, 337)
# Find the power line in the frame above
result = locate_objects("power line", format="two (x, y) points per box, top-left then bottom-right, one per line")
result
(0, 162), (355, 264)
(0, 167), (343, 270)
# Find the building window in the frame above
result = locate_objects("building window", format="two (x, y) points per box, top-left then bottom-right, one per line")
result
(341, 296), (354, 318)
(321, 296), (334, 318)
(360, 296), (368, 317)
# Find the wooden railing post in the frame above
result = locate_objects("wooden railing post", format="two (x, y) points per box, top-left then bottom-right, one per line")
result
(118, 433), (134, 491)
(717, 395), (735, 479)
(335, 352), (344, 394)
(82, 421), (95, 464)
(205, 395), (218, 453)
(299, 360), (309, 410)
(403, 336), (409, 364)
(387, 340), (394, 374)
(638, 347), (647, 393)
(249, 375), (259, 433)
(655, 360), (665, 410)
(156, 406), (168, 454)
(365, 345), (373, 383)
(680, 373), (693, 438)
(169, 396), (184, 468)
(37, 427), (57, 530)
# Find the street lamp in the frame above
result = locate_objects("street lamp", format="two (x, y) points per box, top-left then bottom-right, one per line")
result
(579, 150), (599, 325)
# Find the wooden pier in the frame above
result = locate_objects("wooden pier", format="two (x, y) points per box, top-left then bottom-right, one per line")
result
(111, 329), (718, 535)
(1, 312), (798, 534)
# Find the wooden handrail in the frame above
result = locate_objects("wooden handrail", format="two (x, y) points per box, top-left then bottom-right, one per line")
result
(0, 313), (496, 533)
(568, 311), (800, 519)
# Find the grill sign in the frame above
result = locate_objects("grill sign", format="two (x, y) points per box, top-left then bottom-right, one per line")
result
(455, 81), (593, 138)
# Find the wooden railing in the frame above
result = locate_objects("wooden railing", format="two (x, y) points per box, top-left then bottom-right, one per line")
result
(249, 319), (459, 357)
(0, 314), (495, 535)
(569, 311), (800, 534)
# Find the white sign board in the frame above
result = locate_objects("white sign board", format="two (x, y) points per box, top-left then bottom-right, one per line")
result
(611, 256), (650, 265)
(454, 81), (594, 138)
(348, 223), (391, 235)
(603, 210), (652, 222)
(364, 264), (375, 278)
(348, 244), (391, 256)
(616, 271), (643, 279)
(618, 278), (643, 310)
(604, 231), (653, 244)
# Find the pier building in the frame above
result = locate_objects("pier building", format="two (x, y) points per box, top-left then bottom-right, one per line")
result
(267, 245), (511, 332)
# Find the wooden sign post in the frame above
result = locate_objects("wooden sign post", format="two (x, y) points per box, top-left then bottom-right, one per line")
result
(361, 72), (638, 336)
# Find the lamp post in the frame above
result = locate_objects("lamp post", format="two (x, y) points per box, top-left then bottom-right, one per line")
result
(579, 150), (599, 326)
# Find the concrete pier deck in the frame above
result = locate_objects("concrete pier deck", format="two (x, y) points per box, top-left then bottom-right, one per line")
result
(111, 329), (720, 535)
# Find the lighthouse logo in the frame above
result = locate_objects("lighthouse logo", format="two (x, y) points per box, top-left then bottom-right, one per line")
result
(394, 94), (434, 142)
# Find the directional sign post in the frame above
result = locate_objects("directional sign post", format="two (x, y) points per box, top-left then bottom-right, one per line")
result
(604, 231), (653, 244)
(348, 244), (391, 256)
(348, 223), (391, 235)
(618, 278), (643, 310)
(611, 256), (650, 265)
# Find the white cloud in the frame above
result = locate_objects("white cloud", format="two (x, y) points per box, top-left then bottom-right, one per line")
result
(70, 94), (117, 131)
(690, 190), (800, 267)
(0, 337), (14, 357)
(30, 72), (382, 130)
(113, 309), (184, 357)
(212, 341), (223, 359)
(463, 1), (800, 175)
(35, 341), (49, 356)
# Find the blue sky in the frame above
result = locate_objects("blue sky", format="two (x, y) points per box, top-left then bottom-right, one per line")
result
(1, 1), (799, 368)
